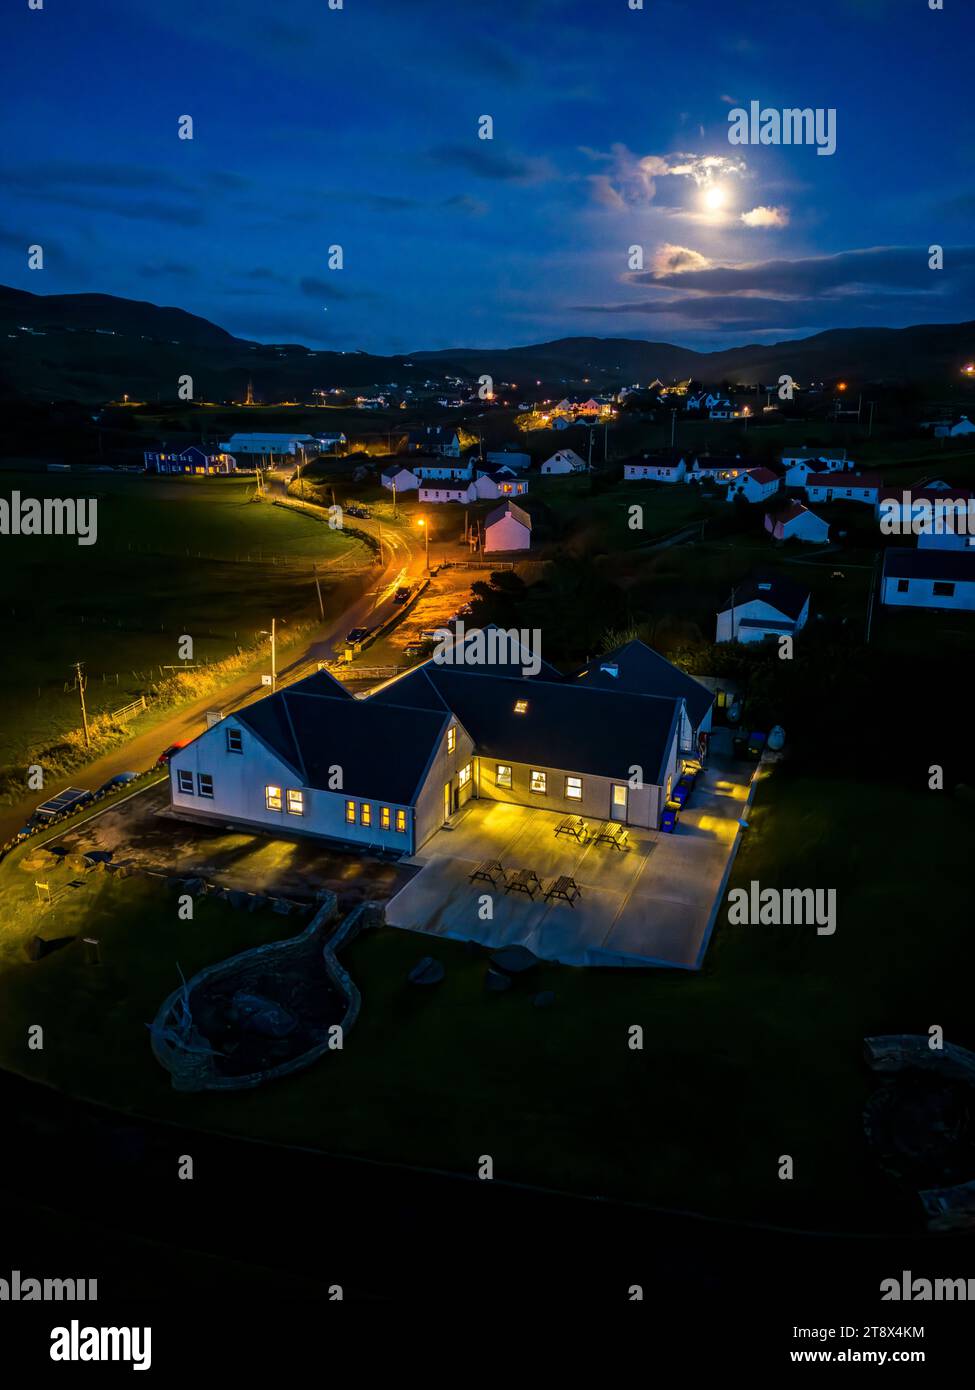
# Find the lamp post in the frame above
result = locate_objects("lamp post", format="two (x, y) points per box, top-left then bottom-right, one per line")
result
(417, 517), (429, 572)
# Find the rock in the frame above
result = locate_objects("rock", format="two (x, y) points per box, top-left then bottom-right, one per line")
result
(485, 967), (512, 993)
(490, 945), (538, 975)
(408, 956), (445, 986)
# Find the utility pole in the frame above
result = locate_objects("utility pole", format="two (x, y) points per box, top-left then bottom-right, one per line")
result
(670, 408), (677, 448)
(73, 662), (90, 749)
(867, 401), (876, 438)
(313, 566), (325, 622)
(392, 479), (397, 518)
(271, 618), (277, 692)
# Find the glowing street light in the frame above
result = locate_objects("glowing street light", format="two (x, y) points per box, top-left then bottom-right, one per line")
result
(417, 516), (429, 571)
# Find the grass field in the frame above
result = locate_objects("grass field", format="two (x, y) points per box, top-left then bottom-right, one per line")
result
(0, 472), (369, 767)
(0, 766), (971, 1231)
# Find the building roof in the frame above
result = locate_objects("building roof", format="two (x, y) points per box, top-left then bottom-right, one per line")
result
(745, 467), (779, 485)
(381, 463), (415, 480)
(485, 501), (531, 530)
(882, 549), (975, 582)
(770, 500), (816, 525)
(569, 640), (714, 729)
(720, 572), (810, 619)
(806, 472), (881, 487)
(236, 688), (449, 804)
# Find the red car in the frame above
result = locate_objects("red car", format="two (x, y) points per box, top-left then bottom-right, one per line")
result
(155, 742), (187, 766)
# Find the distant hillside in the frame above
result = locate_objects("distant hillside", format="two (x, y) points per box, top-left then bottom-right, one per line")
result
(1, 285), (973, 403)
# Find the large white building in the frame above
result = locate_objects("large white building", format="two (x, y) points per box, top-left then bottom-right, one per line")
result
(881, 550), (975, 611)
(218, 433), (343, 457)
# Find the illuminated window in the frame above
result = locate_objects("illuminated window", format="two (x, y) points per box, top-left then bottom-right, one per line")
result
(360, 802), (372, 827)
(395, 808), (407, 833)
(265, 785), (282, 811)
(226, 727), (243, 754)
(286, 789), (304, 816)
(447, 726), (456, 753)
(380, 806), (391, 830)
(514, 700), (528, 714)
(565, 776), (582, 800)
(496, 764), (512, 788)
(458, 763), (471, 788)
(613, 784), (628, 807)
(530, 770), (547, 794)
(177, 770), (194, 795)
(345, 799), (356, 823)
(198, 773), (214, 798)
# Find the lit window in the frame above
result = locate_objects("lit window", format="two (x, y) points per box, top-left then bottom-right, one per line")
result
(565, 776), (583, 800)
(360, 802), (372, 827)
(287, 789), (304, 816)
(198, 773), (214, 799)
(458, 763), (471, 788)
(530, 769), (547, 794)
(177, 770), (194, 795)
(447, 726), (456, 753)
(380, 806), (391, 830)
(226, 727), (242, 753)
(514, 700), (528, 714)
(345, 800), (356, 823)
(613, 784), (628, 807)
(265, 784), (282, 811)
(496, 764), (512, 788)
(395, 808), (407, 833)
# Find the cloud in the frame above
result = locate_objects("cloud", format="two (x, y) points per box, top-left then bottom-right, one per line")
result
(741, 205), (790, 228)
(585, 144), (748, 209)
(426, 144), (555, 184)
(653, 244), (712, 275)
(299, 276), (360, 302)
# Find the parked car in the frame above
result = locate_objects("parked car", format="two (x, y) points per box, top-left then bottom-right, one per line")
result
(95, 771), (138, 797)
(345, 627), (370, 644)
(404, 642), (429, 657)
(393, 587), (411, 603)
(346, 505), (370, 519)
(155, 743), (186, 766)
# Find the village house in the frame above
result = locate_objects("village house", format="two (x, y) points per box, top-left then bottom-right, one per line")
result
(764, 500), (830, 544)
(782, 450), (850, 488)
(623, 450), (692, 483)
(144, 445), (236, 475)
(472, 469), (529, 500)
(689, 454), (742, 484)
(875, 485), (975, 532)
(803, 471), (881, 505)
(218, 433), (326, 458)
(540, 449), (587, 475)
(381, 463), (419, 492)
(726, 467), (781, 504)
(410, 454), (474, 482)
(166, 639), (709, 853)
(922, 415), (975, 439)
(881, 550), (975, 611)
(407, 426), (463, 457)
(484, 500), (532, 552)
(485, 449), (531, 472)
(418, 481), (476, 504)
(715, 574), (811, 643)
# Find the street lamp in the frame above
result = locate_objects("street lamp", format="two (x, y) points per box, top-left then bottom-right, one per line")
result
(417, 516), (429, 571)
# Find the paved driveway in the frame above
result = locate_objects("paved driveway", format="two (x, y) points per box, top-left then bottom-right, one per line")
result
(384, 750), (757, 968)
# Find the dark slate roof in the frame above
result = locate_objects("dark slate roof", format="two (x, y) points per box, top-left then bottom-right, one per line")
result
(882, 549), (975, 582)
(414, 669), (681, 785)
(381, 462), (415, 480)
(569, 640), (714, 729)
(237, 690), (448, 804)
(720, 572), (810, 619)
(287, 668), (355, 699)
(485, 501), (531, 529)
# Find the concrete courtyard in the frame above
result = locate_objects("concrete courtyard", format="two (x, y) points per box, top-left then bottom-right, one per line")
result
(385, 747), (756, 968)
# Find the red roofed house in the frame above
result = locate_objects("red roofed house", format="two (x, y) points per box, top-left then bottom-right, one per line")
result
(726, 467), (780, 504)
(804, 472), (881, 505)
(764, 500), (830, 544)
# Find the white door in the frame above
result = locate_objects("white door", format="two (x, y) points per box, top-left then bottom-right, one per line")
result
(610, 784), (628, 823)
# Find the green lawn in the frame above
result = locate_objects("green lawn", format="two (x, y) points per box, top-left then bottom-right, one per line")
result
(0, 472), (369, 767)
(0, 766), (970, 1231)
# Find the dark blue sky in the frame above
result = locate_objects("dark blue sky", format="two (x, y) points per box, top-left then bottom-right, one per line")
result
(3, 0), (974, 352)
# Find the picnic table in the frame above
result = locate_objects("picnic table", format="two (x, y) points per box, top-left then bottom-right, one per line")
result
(468, 859), (506, 888)
(544, 875), (582, 908)
(504, 867), (543, 900)
(592, 821), (629, 851)
(555, 815), (590, 843)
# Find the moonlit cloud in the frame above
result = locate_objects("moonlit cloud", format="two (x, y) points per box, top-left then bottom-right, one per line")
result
(653, 244), (712, 275)
(741, 205), (790, 228)
(585, 145), (747, 209)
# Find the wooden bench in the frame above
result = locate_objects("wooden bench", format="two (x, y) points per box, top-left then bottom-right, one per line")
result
(504, 868), (543, 900)
(555, 815), (590, 843)
(592, 821), (629, 851)
(468, 859), (506, 888)
(544, 875), (582, 908)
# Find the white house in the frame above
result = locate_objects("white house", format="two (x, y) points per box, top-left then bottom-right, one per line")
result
(690, 454), (742, 484)
(782, 451), (850, 488)
(219, 433), (320, 458)
(764, 501), (830, 544)
(144, 445), (236, 475)
(381, 463), (419, 492)
(484, 500), (532, 552)
(411, 456), (473, 481)
(419, 482), (476, 504)
(715, 574), (811, 643)
(407, 427), (463, 456)
(472, 470), (529, 500)
(803, 472), (881, 506)
(881, 550), (975, 611)
(930, 416), (975, 439)
(726, 467), (780, 504)
(541, 449), (587, 475)
(875, 486), (975, 534)
(623, 452), (689, 483)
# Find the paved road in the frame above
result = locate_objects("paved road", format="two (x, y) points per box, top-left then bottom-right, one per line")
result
(0, 483), (428, 845)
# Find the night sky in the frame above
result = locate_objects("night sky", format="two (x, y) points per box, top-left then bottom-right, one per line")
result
(4, 0), (974, 352)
